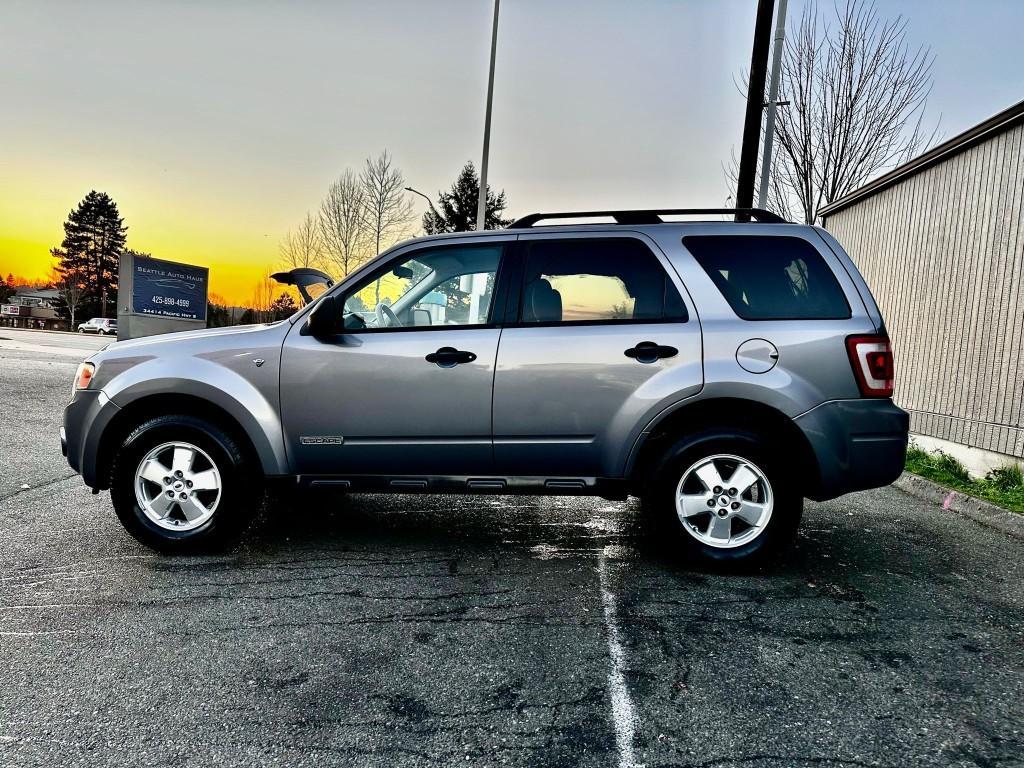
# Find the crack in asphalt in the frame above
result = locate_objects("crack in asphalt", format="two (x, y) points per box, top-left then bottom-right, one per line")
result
(0, 472), (79, 503)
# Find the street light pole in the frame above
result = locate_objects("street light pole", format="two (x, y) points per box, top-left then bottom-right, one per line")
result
(405, 186), (439, 219)
(476, 0), (500, 232)
(757, 0), (789, 210)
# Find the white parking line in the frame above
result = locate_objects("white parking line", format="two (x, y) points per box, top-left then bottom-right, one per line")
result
(597, 547), (643, 768)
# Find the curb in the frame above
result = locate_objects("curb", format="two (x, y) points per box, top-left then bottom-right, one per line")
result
(893, 472), (1024, 541)
(0, 327), (80, 336)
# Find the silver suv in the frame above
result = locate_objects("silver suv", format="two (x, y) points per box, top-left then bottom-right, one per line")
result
(61, 209), (908, 565)
(78, 317), (117, 335)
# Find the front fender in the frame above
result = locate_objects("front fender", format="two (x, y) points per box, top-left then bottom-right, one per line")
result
(101, 355), (289, 477)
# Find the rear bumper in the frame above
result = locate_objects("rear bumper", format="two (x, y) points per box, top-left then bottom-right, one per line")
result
(795, 399), (909, 501)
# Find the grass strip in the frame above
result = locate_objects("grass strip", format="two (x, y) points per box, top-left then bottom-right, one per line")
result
(905, 445), (1024, 514)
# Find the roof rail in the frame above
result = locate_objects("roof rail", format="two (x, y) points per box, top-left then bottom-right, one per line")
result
(507, 208), (788, 228)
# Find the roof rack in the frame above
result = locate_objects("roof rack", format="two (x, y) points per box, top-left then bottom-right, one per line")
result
(507, 208), (788, 228)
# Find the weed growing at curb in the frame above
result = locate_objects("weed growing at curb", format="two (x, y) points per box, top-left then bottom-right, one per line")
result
(905, 444), (1024, 514)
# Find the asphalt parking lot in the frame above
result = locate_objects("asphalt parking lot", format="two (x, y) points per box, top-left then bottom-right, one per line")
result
(1, 329), (1021, 768)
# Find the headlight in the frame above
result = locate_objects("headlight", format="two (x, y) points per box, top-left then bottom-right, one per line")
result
(73, 362), (96, 394)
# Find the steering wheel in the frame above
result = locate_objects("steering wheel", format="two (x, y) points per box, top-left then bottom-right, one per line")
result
(375, 302), (402, 328)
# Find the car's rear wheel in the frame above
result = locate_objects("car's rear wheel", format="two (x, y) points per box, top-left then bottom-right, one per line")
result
(109, 414), (259, 552)
(645, 430), (802, 567)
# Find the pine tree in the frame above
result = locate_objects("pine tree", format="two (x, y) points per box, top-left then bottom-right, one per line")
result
(269, 293), (298, 321)
(53, 191), (127, 318)
(423, 162), (512, 234)
(0, 274), (14, 304)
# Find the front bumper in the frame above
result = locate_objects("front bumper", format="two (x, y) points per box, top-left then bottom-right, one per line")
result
(795, 398), (909, 501)
(63, 389), (120, 488)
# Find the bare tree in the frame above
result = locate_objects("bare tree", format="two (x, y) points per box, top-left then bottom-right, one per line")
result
(360, 151), (414, 303)
(52, 270), (85, 329)
(360, 151), (414, 300)
(728, 0), (936, 224)
(248, 272), (277, 323)
(279, 211), (326, 271)
(319, 169), (369, 279)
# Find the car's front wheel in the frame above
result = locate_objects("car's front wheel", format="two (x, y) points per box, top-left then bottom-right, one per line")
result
(645, 431), (802, 567)
(109, 414), (259, 552)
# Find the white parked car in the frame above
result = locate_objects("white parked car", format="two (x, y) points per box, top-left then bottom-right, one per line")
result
(77, 317), (117, 335)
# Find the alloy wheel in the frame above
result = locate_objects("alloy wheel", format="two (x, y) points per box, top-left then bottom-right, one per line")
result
(674, 453), (774, 549)
(134, 441), (222, 531)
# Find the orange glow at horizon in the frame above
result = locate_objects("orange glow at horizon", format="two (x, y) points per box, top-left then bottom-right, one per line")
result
(1, 176), (292, 307)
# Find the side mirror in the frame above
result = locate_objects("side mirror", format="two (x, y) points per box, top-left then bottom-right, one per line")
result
(304, 294), (340, 338)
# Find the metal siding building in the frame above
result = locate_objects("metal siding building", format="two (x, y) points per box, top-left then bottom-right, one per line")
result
(821, 100), (1024, 463)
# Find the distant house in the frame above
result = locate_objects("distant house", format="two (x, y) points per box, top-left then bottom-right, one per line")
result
(0, 287), (65, 330)
(821, 99), (1024, 474)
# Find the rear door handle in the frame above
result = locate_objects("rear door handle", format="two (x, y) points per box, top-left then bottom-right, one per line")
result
(425, 346), (477, 367)
(625, 341), (678, 364)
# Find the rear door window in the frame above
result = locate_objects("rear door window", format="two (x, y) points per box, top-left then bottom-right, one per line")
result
(518, 238), (687, 324)
(684, 235), (850, 320)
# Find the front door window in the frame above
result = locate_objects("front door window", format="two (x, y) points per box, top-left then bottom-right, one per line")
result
(342, 245), (502, 331)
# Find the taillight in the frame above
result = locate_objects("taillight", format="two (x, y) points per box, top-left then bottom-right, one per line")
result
(73, 362), (95, 395)
(846, 335), (894, 398)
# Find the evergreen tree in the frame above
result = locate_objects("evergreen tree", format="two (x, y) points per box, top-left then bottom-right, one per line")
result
(0, 274), (14, 304)
(207, 301), (232, 328)
(53, 191), (127, 318)
(423, 162), (512, 234)
(269, 293), (298, 321)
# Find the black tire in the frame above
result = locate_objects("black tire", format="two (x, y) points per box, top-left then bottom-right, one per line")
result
(643, 429), (802, 567)
(109, 414), (260, 553)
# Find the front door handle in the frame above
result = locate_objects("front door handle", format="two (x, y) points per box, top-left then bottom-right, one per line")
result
(425, 346), (477, 367)
(625, 341), (678, 364)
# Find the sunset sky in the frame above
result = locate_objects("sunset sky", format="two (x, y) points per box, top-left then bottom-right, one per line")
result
(2, 0), (1021, 305)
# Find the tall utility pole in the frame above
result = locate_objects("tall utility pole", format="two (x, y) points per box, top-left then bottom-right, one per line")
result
(476, 0), (500, 231)
(757, 0), (789, 209)
(735, 0), (776, 219)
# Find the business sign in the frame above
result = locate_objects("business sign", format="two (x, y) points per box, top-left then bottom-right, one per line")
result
(1, 304), (26, 316)
(131, 256), (208, 321)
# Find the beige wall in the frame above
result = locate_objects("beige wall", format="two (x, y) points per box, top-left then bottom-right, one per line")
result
(825, 121), (1024, 459)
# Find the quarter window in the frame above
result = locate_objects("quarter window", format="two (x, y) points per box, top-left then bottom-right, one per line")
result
(519, 239), (687, 324)
(684, 235), (851, 320)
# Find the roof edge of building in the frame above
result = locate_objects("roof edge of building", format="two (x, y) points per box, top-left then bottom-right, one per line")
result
(820, 98), (1024, 220)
